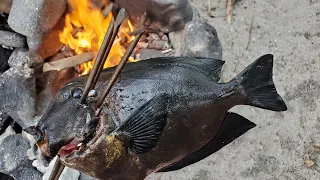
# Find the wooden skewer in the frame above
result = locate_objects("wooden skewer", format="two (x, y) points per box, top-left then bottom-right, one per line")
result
(79, 17), (115, 104)
(91, 8), (127, 90)
(80, 8), (127, 104)
(48, 158), (64, 180)
(43, 52), (95, 72)
(95, 31), (144, 113)
(226, 0), (235, 23)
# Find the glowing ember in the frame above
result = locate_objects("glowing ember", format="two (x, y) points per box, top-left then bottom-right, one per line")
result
(59, 0), (136, 75)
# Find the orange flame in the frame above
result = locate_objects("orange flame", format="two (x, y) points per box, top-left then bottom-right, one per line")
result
(59, 0), (136, 75)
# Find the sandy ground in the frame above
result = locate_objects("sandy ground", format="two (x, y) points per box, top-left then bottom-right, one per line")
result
(148, 0), (320, 179)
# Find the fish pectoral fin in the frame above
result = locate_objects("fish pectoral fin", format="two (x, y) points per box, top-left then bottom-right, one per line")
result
(158, 112), (256, 172)
(117, 94), (169, 154)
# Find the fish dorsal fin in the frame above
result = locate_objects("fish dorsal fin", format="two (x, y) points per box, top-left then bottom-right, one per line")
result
(160, 56), (225, 81)
(190, 57), (225, 81)
(117, 94), (169, 154)
(158, 112), (256, 172)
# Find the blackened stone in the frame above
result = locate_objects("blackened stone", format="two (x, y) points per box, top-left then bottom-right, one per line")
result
(8, 0), (67, 37)
(0, 172), (13, 180)
(0, 113), (12, 134)
(113, 0), (193, 33)
(0, 30), (26, 48)
(0, 46), (12, 73)
(0, 13), (11, 31)
(169, 20), (222, 59)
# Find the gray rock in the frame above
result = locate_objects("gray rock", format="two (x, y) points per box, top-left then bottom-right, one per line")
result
(0, 126), (15, 146)
(113, 0), (193, 33)
(27, 17), (65, 59)
(0, 134), (30, 173)
(8, 0), (67, 37)
(138, 49), (165, 60)
(11, 166), (42, 180)
(0, 134), (42, 180)
(0, 0), (12, 14)
(8, 48), (42, 69)
(169, 20), (222, 59)
(0, 30), (26, 48)
(0, 48), (43, 127)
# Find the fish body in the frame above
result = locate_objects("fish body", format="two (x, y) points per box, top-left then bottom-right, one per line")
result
(27, 55), (287, 179)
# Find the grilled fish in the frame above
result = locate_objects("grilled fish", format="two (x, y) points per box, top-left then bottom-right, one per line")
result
(26, 54), (287, 179)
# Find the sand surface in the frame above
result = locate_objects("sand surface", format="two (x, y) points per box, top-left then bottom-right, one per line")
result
(148, 0), (320, 179)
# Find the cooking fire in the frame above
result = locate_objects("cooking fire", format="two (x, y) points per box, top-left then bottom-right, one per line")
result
(59, 0), (136, 76)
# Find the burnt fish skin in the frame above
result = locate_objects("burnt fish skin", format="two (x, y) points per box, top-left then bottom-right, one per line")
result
(28, 54), (286, 179)
(158, 112), (256, 172)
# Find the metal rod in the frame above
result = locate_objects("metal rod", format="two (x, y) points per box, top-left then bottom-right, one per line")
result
(95, 31), (144, 111)
(90, 8), (127, 90)
(48, 158), (65, 180)
(79, 17), (115, 104)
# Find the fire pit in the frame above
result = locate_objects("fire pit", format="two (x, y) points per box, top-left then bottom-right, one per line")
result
(0, 0), (222, 179)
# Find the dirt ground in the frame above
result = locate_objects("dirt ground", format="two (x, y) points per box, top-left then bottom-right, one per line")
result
(148, 0), (320, 179)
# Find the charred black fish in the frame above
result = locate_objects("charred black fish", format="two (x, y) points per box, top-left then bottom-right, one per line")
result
(26, 54), (287, 179)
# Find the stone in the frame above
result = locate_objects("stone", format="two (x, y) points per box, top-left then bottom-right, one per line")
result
(0, 48), (43, 127)
(11, 166), (42, 180)
(184, 20), (222, 59)
(0, 0), (12, 14)
(27, 17), (65, 59)
(0, 126), (15, 146)
(137, 49), (165, 60)
(0, 134), (42, 179)
(0, 134), (30, 174)
(8, 0), (67, 37)
(169, 20), (222, 59)
(113, 0), (193, 33)
(0, 46), (12, 73)
(0, 30), (26, 48)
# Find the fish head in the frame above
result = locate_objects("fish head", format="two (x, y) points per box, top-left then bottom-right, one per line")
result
(25, 81), (95, 160)
(58, 124), (129, 178)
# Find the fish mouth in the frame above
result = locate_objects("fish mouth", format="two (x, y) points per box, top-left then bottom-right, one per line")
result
(58, 115), (105, 158)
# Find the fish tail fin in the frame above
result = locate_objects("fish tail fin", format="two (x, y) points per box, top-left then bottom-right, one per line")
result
(236, 54), (287, 111)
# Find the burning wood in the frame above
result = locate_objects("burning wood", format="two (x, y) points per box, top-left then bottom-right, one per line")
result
(59, 0), (136, 76)
(42, 52), (95, 72)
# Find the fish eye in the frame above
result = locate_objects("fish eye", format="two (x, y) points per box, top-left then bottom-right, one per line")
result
(62, 92), (71, 99)
(72, 88), (83, 99)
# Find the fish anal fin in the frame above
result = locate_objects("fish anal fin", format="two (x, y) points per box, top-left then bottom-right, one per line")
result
(117, 94), (169, 154)
(158, 112), (256, 172)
